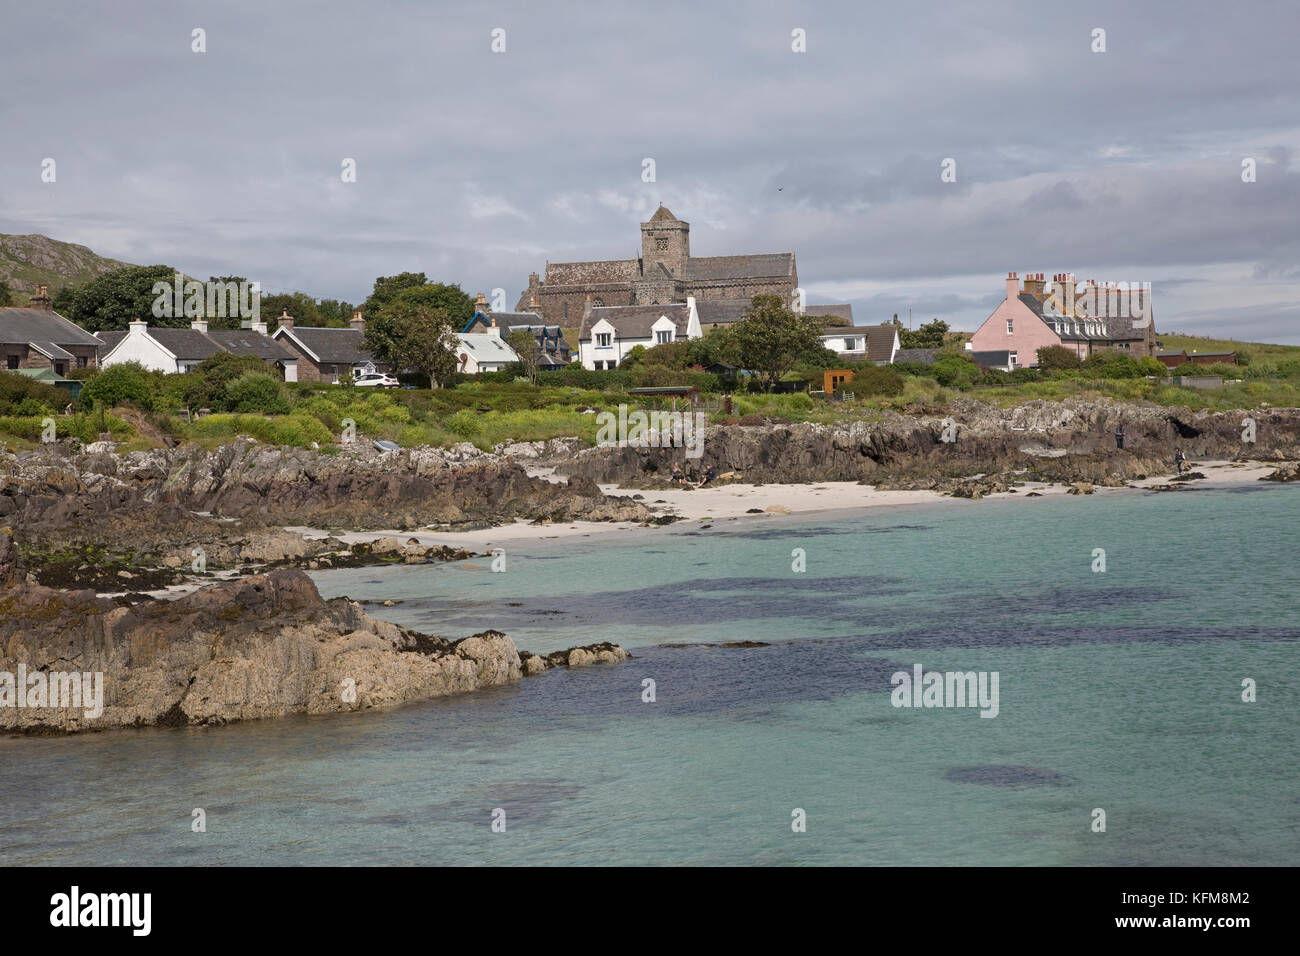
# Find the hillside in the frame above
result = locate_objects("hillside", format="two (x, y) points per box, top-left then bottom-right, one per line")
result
(0, 233), (134, 301)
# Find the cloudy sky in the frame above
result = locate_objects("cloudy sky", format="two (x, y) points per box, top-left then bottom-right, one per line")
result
(2, 0), (1298, 341)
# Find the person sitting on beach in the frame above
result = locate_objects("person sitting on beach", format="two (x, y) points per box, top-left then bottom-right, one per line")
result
(670, 461), (685, 485)
(699, 465), (718, 488)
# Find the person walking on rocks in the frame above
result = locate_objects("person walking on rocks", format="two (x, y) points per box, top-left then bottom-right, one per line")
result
(1175, 448), (1187, 475)
(1114, 425), (1125, 450)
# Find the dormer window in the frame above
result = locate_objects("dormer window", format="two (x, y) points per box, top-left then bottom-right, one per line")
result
(656, 330), (673, 344)
(596, 332), (611, 348)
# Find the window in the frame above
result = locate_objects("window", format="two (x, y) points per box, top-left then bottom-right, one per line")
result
(593, 298), (604, 307)
(1009, 352), (1018, 367)
(1006, 319), (1014, 334)
(656, 330), (672, 344)
(655, 237), (669, 251)
(596, 332), (612, 348)
(77, 355), (88, 368)
(55, 362), (66, 376)
(6, 355), (17, 370)
(844, 337), (858, 351)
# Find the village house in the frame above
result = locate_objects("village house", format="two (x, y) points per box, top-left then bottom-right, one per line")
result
(454, 327), (520, 374)
(272, 309), (386, 383)
(695, 299), (856, 330)
(462, 298), (573, 369)
(818, 323), (900, 364)
(577, 297), (702, 370)
(968, 272), (1158, 367)
(0, 286), (101, 375)
(98, 316), (299, 380)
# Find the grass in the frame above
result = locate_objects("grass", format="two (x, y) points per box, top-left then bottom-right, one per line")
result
(1160, 333), (1300, 366)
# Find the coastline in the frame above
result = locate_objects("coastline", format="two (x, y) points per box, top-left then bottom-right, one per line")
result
(290, 458), (1282, 552)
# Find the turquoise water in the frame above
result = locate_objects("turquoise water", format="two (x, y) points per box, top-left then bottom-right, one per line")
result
(2, 485), (1297, 865)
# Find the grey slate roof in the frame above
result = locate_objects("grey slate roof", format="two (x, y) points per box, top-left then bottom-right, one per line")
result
(1022, 290), (1152, 341)
(971, 350), (1012, 367)
(694, 301), (854, 326)
(894, 348), (941, 366)
(206, 329), (294, 362)
(682, 253), (794, 281)
(95, 330), (127, 354)
(275, 326), (375, 365)
(0, 308), (101, 347)
(580, 304), (691, 341)
(148, 328), (226, 361)
(28, 340), (74, 360)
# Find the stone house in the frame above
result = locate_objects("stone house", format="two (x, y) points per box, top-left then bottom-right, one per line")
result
(272, 310), (387, 383)
(0, 287), (101, 375)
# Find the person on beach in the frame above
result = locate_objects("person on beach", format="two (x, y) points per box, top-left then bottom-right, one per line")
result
(1114, 425), (1125, 450)
(700, 465), (718, 487)
(670, 461), (685, 485)
(1175, 448), (1186, 474)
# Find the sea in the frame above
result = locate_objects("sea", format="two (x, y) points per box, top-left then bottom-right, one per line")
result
(2, 483), (1297, 866)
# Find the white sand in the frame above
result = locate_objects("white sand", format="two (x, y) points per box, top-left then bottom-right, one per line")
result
(282, 458), (1278, 552)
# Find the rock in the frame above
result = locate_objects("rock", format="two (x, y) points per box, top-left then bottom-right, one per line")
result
(0, 535), (531, 734)
(1067, 482), (1095, 495)
(765, 504), (791, 514)
(1259, 463), (1300, 482)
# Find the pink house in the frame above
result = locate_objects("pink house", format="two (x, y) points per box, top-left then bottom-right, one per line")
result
(968, 272), (1157, 367)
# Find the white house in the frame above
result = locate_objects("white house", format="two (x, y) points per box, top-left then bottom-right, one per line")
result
(818, 324), (900, 365)
(454, 330), (520, 374)
(98, 319), (298, 380)
(577, 296), (702, 370)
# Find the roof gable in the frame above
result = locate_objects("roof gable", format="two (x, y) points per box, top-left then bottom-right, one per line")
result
(0, 308), (101, 348)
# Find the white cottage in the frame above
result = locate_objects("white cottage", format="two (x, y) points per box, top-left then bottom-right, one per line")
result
(454, 330), (520, 374)
(577, 296), (702, 370)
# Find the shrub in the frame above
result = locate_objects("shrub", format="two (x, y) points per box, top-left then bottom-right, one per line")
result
(931, 354), (979, 388)
(1036, 345), (1082, 370)
(223, 371), (292, 414)
(0, 372), (68, 415)
(189, 413), (333, 447)
(849, 365), (905, 397)
(176, 353), (269, 411)
(79, 362), (161, 411)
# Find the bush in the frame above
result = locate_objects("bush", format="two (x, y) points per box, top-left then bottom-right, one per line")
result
(176, 353), (270, 411)
(931, 354), (979, 388)
(223, 371), (292, 414)
(79, 362), (161, 411)
(189, 413), (333, 447)
(1036, 345), (1082, 370)
(0, 372), (68, 415)
(849, 365), (905, 397)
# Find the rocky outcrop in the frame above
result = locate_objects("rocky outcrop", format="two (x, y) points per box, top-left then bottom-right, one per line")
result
(519, 643), (630, 675)
(0, 534), (626, 734)
(0, 440), (649, 588)
(554, 398), (1300, 488)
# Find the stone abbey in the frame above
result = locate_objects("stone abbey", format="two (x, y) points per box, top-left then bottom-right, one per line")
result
(514, 205), (800, 327)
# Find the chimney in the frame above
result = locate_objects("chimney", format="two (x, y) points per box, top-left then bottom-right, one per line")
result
(1023, 272), (1045, 299)
(350, 309), (365, 332)
(129, 318), (147, 334)
(191, 318), (208, 333)
(582, 294), (593, 323)
(249, 317), (268, 335)
(29, 284), (52, 311)
(487, 313), (500, 338)
(1005, 272), (1020, 301)
(474, 292), (489, 314)
(277, 309), (293, 330)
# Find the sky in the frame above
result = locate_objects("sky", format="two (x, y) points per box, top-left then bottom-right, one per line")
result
(2, 0), (1298, 341)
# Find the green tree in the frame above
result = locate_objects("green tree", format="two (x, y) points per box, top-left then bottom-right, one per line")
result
(730, 295), (826, 392)
(51, 283), (79, 314)
(364, 300), (459, 388)
(362, 272), (429, 315)
(67, 265), (180, 332)
(1036, 345), (1082, 370)
(176, 353), (268, 410)
(0, 279), (11, 307)
(506, 329), (540, 384)
(899, 318), (949, 349)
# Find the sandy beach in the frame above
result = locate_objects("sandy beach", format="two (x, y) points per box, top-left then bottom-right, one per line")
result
(289, 458), (1280, 553)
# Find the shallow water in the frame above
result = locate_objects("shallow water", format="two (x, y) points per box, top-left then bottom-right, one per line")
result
(2, 485), (1297, 865)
